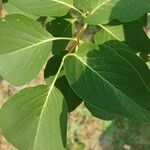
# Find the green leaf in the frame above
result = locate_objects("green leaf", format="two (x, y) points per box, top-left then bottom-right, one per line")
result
(94, 21), (150, 53)
(44, 51), (66, 85)
(85, 103), (117, 120)
(8, 0), (73, 17)
(4, 2), (37, 19)
(44, 53), (82, 112)
(46, 17), (75, 54)
(0, 14), (54, 86)
(0, 85), (67, 150)
(101, 41), (150, 88)
(64, 42), (150, 122)
(74, 0), (150, 24)
(137, 14), (148, 27)
(55, 76), (83, 112)
(73, 0), (99, 12)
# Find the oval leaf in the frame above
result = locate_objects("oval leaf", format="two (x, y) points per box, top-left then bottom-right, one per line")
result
(0, 85), (67, 150)
(0, 14), (53, 86)
(64, 42), (150, 122)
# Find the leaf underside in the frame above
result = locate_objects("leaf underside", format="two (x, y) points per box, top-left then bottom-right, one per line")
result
(8, 0), (73, 17)
(0, 85), (67, 150)
(0, 14), (53, 86)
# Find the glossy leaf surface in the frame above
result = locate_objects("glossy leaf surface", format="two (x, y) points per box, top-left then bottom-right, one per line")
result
(64, 43), (150, 122)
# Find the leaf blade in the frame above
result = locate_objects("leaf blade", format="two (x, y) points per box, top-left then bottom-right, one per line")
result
(95, 21), (150, 53)
(44, 53), (82, 112)
(0, 85), (67, 150)
(85, 103), (117, 120)
(64, 43), (150, 122)
(8, 0), (73, 17)
(0, 14), (53, 86)
(74, 0), (150, 24)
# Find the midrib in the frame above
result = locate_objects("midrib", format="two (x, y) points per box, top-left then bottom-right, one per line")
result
(51, 0), (73, 9)
(90, 0), (112, 15)
(99, 24), (121, 41)
(67, 53), (150, 115)
(33, 59), (64, 149)
(0, 38), (52, 56)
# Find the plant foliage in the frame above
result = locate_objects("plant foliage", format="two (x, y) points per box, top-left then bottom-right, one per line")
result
(0, 0), (150, 149)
